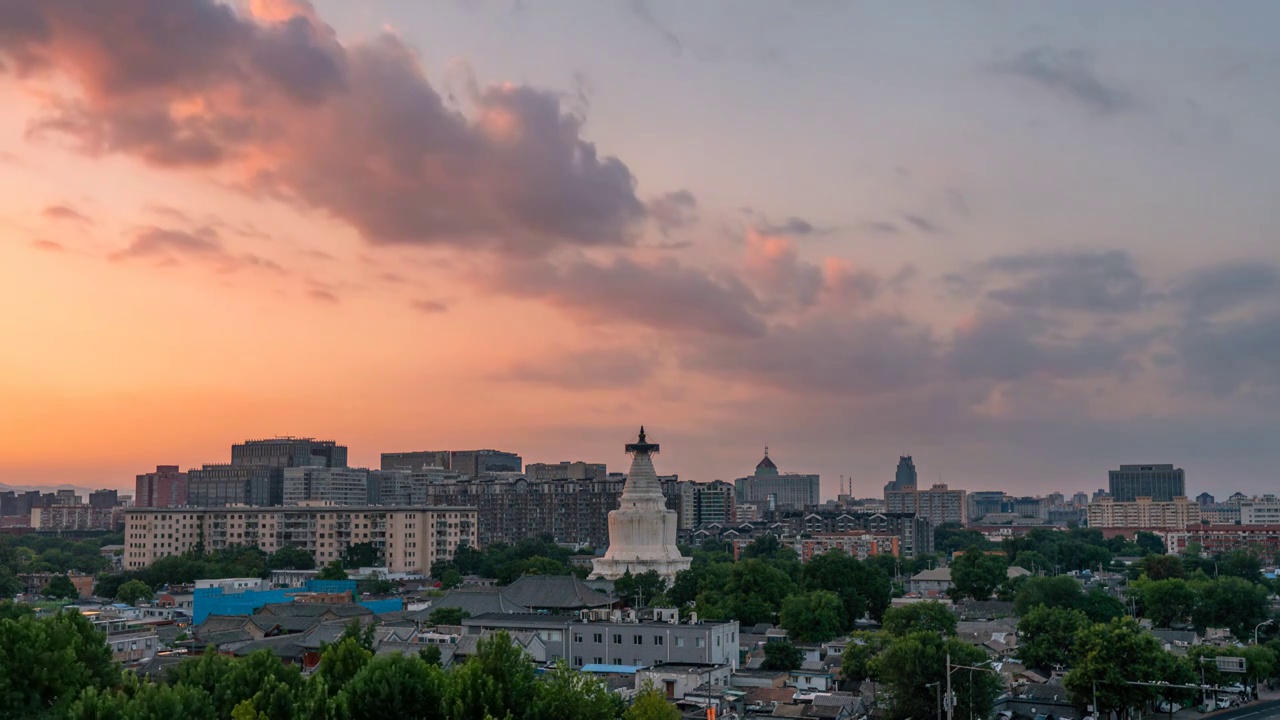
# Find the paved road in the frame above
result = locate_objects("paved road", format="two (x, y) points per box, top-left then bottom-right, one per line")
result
(1205, 699), (1280, 720)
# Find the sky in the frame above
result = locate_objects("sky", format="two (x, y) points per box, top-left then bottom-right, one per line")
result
(1, 0), (1278, 499)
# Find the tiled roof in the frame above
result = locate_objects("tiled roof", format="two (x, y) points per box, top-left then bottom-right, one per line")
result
(503, 575), (613, 609)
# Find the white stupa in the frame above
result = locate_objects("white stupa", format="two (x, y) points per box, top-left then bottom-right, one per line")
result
(590, 427), (691, 582)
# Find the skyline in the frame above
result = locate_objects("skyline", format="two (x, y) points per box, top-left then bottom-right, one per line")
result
(2, 1), (1279, 496)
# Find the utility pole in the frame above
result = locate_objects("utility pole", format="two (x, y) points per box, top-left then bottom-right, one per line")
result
(946, 650), (953, 720)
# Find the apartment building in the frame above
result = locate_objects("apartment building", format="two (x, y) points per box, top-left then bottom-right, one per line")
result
(1107, 464), (1185, 502)
(885, 483), (967, 527)
(784, 511), (934, 558)
(283, 467), (369, 506)
(123, 505), (476, 576)
(1161, 525), (1280, 557)
(796, 533), (899, 561)
(734, 452), (821, 512)
(1240, 499), (1280, 526)
(30, 505), (122, 531)
(421, 475), (626, 547)
(1086, 496), (1199, 530)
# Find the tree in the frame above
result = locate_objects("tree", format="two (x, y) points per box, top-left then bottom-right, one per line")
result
(1018, 606), (1089, 671)
(780, 590), (845, 643)
(418, 644), (443, 667)
(340, 652), (446, 720)
(761, 640), (805, 671)
(881, 602), (957, 638)
(614, 570), (669, 607)
(356, 572), (396, 596)
(625, 681), (680, 720)
(840, 631), (887, 687)
(316, 559), (348, 581)
(343, 542), (381, 569)
(1139, 554), (1184, 581)
(1078, 589), (1127, 623)
(1134, 532), (1166, 556)
(266, 546), (316, 571)
(1013, 575), (1083, 615)
(1219, 549), (1264, 584)
(448, 631), (537, 720)
(317, 637), (373, 694)
(43, 573), (80, 599)
(1064, 617), (1170, 720)
(1011, 550), (1052, 575)
(338, 619), (377, 652)
(116, 579), (153, 606)
(0, 567), (22, 599)
(1132, 577), (1196, 628)
(720, 559), (795, 626)
(950, 548), (1007, 601)
(802, 550), (891, 624)
(529, 660), (625, 720)
(935, 524), (991, 555)
(1192, 576), (1270, 640)
(873, 631), (1001, 720)
(439, 568), (463, 590)
(428, 607), (470, 626)
(0, 611), (120, 719)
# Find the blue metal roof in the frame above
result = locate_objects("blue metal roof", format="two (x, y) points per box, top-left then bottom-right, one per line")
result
(579, 664), (645, 674)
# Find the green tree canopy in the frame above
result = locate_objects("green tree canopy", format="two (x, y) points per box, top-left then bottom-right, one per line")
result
(429, 607), (470, 626)
(1131, 577), (1195, 628)
(780, 590), (845, 643)
(881, 602), (957, 638)
(872, 631), (1001, 720)
(43, 573), (80, 599)
(950, 548), (1007, 601)
(342, 542), (381, 569)
(449, 631), (537, 720)
(529, 660), (625, 720)
(1078, 588), (1127, 624)
(1013, 575), (1082, 615)
(267, 546), (316, 571)
(614, 570), (669, 607)
(840, 631), (888, 687)
(624, 681), (681, 720)
(1139, 554), (1184, 581)
(1017, 606), (1089, 671)
(761, 640), (805, 671)
(115, 579), (153, 606)
(316, 559), (348, 581)
(340, 652), (446, 720)
(1063, 617), (1171, 720)
(0, 611), (119, 719)
(801, 550), (891, 624)
(1191, 576), (1270, 640)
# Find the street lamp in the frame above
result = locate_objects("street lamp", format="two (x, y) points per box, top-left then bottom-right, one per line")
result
(1254, 620), (1274, 646)
(927, 681), (942, 720)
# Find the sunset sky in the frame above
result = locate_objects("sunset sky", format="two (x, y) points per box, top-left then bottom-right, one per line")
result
(2, 0), (1278, 497)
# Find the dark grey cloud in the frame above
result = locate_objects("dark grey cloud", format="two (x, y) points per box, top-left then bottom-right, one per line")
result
(503, 349), (658, 390)
(997, 46), (1129, 114)
(757, 216), (823, 237)
(968, 250), (1148, 314)
(947, 309), (1133, 382)
(866, 221), (899, 235)
(1172, 261), (1279, 317)
(410, 299), (448, 314)
(41, 204), (90, 223)
(490, 256), (766, 338)
(1174, 310), (1280, 397)
(902, 213), (940, 234)
(648, 189), (698, 235)
(628, 0), (683, 57)
(1, 0), (653, 254)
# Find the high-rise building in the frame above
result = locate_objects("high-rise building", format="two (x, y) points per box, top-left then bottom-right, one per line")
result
(381, 451), (450, 472)
(1196, 492), (1216, 507)
(1107, 464), (1185, 502)
(283, 467), (369, 506)
(967, 491), (1005, 521)
(231, 438), (347, 469)
(135, 465), (188, 508)
(734, 450), (820, 511)
(449, 450), (523, 478)
(1240, 499), (1280, 526)
(671, 480), (735, 530)
(89, 489), (118, 509)
(123, 505), (476, 575)
(885, 456), (918, 493)
(422, 475), (625, 548)
(187, 465), (282, 507)
(1072, 492), (1090, 509)
(31, 506), (122, 531)
(525, 461), (607, 481)
(885, 483), (967, 527)
(55, 489), (79, 505)
(1086, 496), (1199, 530)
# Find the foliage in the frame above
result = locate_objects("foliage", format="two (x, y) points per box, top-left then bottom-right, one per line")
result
(342, 543), (381, 570)
(355, 573), (396, 596)
(624, 681), (681, 720)
(780, 590), (845, 643)
(418, 644), (443, 666)
(0, 610), (120, 719)
(761, 639), (805, 671)
(115, 579), (153, 606)
(698, 559), (795, 626)
(1134, 532), (1166, 557)
(338, 620), (377, 652)
(0, 534), (113, 577)
(316, 559), (348, 581)
(1130, 577), (1195, 628)
(1139, 554), (1184, 581)
(614, 570), (669, 607)
(267, 547), (316, 571)
(881, 602), (957, 638)
(1017, 606), (1089, 671)
(43, 573), (81, 599)
(802, 549), (891, 624)
(0, 566), (24, 599)
(934, 524), (991, 556)
(1191, 575), (1270, 640)
(872, 631), (1001, 720)
(1063, 617), (1170, 719)
(1013, 575), (1082, 615)
(341, 652), (446, 720)
(0, 598), (35, 621)
(318, 637), (373, 693)
(1077, 588), (1127, 623)
(1011, 550), (1051, 575)
(449, 631), (537, 720)
(429, 607), (471, 626)
(442, 536), (582, 584)
(529, 660), (625, 720)
(840, 631), (887, 686)
(950, 548), (1007, 601)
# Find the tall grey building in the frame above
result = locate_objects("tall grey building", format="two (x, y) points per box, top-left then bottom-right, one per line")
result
(885, 455), (919, 493)
(283, 467), (369, 506)
(449, 450), (522, 477)
(381, 451), (450, 471)
(733, 450), (820, 511)
(525, 461), (607, 481)
(187, 464), (283, 507)
(231, 437), (347, 469)
(1107, 464), (1185, 502)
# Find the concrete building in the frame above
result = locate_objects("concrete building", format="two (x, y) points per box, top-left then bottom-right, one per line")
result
(135, 465), (188, 508)
(672, 480), (735, 530)
(785, 511), (934, 557)
(30, 505), (122, 531)
(734, 450), (820, 512)
(89, 489), (119, 509)
(1086, 496), (1199, 530)
(967, 491), (1006, 521)
(450, 450), (523, 478)
(885, 483), (967, 527)
(1161, 525), (1280, 557)
(525, 461), (608, 481)
(187, 465), (282, 507)
(1108, 464), (1186, 502)
(461, 608), (739, 670)
(421, 474), (624, 548)
(796, 533), (899, 561)
(231, 437), (347, 468)
(55, 489), (79, 505)
(885, 455), (919, 493)
(1196, 492), (1216, 507)
(591, 428), (691, 582)
(1240, 499), (1280, 526)
(123, 505), (476, 575)
(283, 467), (369, 506)
(636, 662), (734, 699)
(380, 451), (450, 472)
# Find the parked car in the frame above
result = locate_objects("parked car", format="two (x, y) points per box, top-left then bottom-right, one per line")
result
(1157, 701), (1181, 713)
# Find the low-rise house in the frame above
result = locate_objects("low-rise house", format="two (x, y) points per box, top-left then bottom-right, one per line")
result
(790, 660), (837, 692)
(635, 662), (732, 700)
(1149, 628), (1199, 655)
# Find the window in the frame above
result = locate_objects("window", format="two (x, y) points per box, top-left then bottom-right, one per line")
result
(574, 657), (583, 666)
(573, 633), (583, 643)
(633, 635), (643, 645)
(594, 657), (603, 664)
(696, 637), (705, 648)
(593, 633), (603, 643)
(654, 635), (664, 645)
(675, 636), (685, 648)
(613, 633), (622, 644)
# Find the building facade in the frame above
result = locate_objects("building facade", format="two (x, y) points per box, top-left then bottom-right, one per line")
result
(1160, 525), (1280, 557)
(450, 450), (523, 478)
(30, 506), (122, 531)
(525, 461), (608, 481)
(123, 505), (477, 575)
(231, 437), (347, 468)
(796, 532), (899, 561)
(885, 483), (967, 527)
(785, 511), (934, 557)
(187, 465), (283, 507)
(380, 451), (451, 472)
(134, 465), (188, 508)
(734, 451), (820, 512)
(1086, 496), (1199, 530)
(885, 455), (918, 493)
(1107, 464), (1186, 502)
(1240, 499), (1280, 526)
(89, 489), (119, 509)
(671, 480), (735, 530)
(283, 467), (369, 506)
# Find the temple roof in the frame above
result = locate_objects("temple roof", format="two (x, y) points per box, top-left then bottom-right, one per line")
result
(756, 455), (777, 471)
